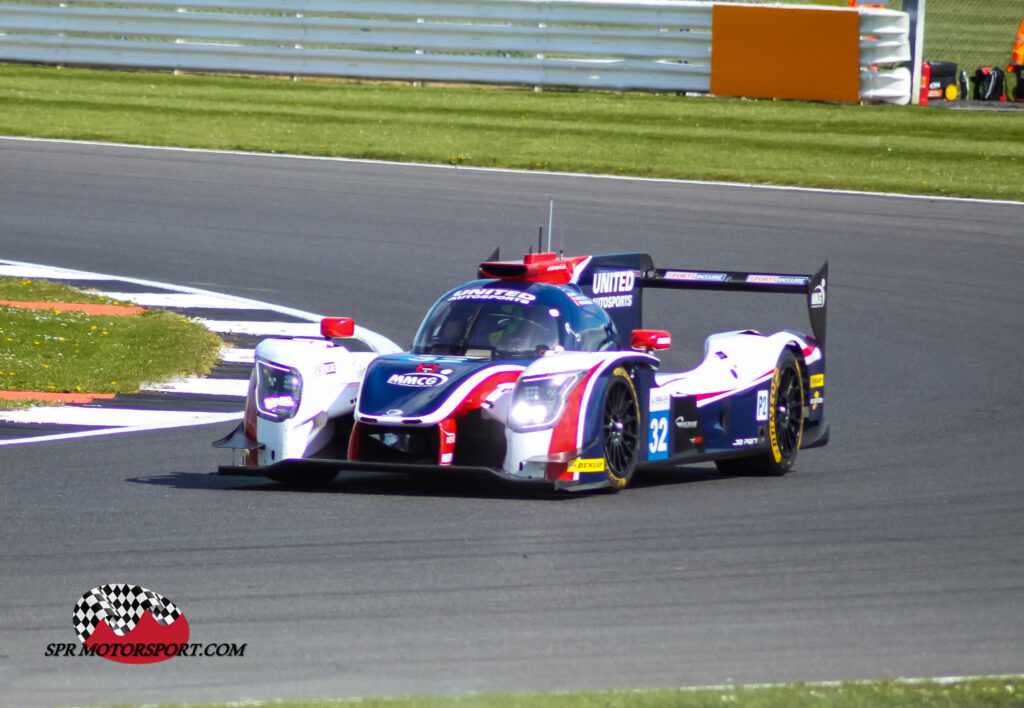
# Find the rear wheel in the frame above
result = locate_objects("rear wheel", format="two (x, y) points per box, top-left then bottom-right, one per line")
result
(717, 350), (804, 477)
(602, 367), (640, 490)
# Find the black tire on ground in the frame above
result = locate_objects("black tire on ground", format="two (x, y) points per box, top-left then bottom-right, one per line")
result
(716, 349), (804, 477)
(602, 366), (640, 490)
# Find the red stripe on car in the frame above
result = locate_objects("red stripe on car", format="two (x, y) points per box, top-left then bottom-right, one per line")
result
(452, 370), (522, 417)
(545, 367), (597, 480)
(244, 374), (259, 466)
(347, 421), (364, 461)
(439, 417), (457, 465)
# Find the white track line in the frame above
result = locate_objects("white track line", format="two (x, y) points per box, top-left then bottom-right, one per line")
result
(0, 407), (239, 428)
(94, 291), (270, 309)
(677, 673), (1024, 693)
(0, 258), (401, 446)
(219, 346), (255, 364)
(0, 258), (402, 354)
(2, 135), (1022, 207)
(198, 320), (323, 337)
(0, 263), (119, 280)
(141, 378), (249, 396)
(0, 413), (243, 447)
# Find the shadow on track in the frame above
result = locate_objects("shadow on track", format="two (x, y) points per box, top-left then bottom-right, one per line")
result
(128, 464), (743, 500)
(631, 465), (743, 489)
(129, 469), (566, 501)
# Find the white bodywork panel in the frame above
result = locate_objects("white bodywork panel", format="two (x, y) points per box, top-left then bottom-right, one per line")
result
(654, 330), (813, 404)
(253, 337), (376, 465)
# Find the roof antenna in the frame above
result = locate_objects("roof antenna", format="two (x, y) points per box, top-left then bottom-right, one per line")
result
(538, 226), (543, 254)
(547, 197), (554, 253)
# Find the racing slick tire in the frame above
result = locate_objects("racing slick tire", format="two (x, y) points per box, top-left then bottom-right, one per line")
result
(602, 367), (640, 490)
(716, 349), (805, 477)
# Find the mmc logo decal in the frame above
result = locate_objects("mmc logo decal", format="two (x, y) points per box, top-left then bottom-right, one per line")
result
(387, 364), (452, 388)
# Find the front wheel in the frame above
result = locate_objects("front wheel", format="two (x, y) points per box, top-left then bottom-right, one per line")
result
(717, 350), (804, 477)
(602, 367), (640, 490)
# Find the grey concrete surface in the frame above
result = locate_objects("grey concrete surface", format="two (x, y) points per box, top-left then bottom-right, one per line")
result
(1, 139), (1021, 706)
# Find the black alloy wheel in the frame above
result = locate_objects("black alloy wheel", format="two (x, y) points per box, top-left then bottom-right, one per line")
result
(716, 349), (805, 477)
(773, 357), (804, 465)
(603, 367), (640, 490)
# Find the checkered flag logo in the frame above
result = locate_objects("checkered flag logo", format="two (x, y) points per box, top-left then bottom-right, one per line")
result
(73, 584), (183, 643)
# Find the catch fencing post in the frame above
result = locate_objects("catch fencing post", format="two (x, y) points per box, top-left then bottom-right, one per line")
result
(903, 0), (926, 104)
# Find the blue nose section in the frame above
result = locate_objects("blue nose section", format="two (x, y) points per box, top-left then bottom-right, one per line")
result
(357, 355), (498, 418)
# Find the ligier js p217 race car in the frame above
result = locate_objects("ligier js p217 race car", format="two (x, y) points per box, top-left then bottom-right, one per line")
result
(215, 252), (828, 492)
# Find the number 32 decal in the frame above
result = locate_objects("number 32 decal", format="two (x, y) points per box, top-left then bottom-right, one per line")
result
(648, 413), (668, 460)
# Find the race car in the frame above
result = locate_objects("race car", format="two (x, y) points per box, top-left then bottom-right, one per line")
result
(214, 251), (828, 492)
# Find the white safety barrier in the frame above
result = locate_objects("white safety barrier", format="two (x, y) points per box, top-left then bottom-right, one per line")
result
(858, 9), (912, 104)
(0, 1), (911, 103)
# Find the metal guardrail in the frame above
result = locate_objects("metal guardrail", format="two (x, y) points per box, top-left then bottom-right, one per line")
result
(0, 1), (911, 102)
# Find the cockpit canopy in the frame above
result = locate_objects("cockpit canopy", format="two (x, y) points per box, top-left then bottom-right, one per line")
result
(412, 281), (618, 359)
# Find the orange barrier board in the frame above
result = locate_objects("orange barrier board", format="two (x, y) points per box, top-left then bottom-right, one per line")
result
(710, 5), (861, 103)
(0, 300), (145, 315)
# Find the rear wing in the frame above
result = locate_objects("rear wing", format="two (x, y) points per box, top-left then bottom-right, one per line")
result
(641, 262), (828, 348)
(477, 250), (827, 350)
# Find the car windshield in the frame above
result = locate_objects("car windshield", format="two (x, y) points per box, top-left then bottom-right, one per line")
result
(413, 298), (566, 359)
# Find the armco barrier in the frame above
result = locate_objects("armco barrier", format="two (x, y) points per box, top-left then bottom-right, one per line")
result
(0, 1), (911, 104)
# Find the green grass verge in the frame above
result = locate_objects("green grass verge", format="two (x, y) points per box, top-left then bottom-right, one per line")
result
(0, 277), (222, 400)
(0, 276), (112, 304)
(1, 65), (1022, 201)
(129, 677), (1024, 708)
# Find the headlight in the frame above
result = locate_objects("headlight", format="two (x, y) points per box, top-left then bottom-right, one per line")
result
(509, 371), (585, 432)
(255, 359), (302, 421)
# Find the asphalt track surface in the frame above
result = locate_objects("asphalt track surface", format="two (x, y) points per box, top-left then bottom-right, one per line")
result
(1, 138), (1022, 706)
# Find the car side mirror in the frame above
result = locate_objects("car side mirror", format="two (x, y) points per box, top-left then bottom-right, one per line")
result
(321, 317), (355, 338)
(630, 329), (671, 351)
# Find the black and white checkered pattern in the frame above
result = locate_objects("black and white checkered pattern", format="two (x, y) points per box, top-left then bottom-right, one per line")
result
(72, 584), (182, 642)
